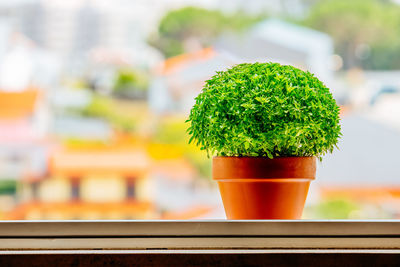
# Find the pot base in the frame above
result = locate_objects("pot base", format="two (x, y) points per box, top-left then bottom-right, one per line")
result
(217, 178), (311, 219)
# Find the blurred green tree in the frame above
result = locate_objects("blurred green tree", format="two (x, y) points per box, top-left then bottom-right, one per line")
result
(0, 180), (16, 195)
(149, 6), (264, 58)
(113, 68), (149, 99)
(303, 0), (400, 69)
(312, 198), (360, 219)
(79, 95), (136, 133)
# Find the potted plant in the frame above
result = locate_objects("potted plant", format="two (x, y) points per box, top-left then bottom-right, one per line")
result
(187, 62), (341, 219)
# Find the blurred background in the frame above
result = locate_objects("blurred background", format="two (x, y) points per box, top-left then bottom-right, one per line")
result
(0, 0), (399, 220)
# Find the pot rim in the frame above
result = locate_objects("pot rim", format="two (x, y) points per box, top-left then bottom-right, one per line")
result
(212, 156), (316, 180)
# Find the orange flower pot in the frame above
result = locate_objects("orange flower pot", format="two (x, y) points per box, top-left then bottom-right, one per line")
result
(213, 156), (316, 219)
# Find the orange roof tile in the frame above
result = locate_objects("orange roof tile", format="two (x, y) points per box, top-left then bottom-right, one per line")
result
(153, 159), (196, 182)
(156, 47), (215, 75)
(339, 105), (350, 117)
(161, 205), (213, 220)
(4, 201), (155, 220)
(320, 187), (400, 203)
(50, 149), (150, 177)
(0, 89), (39, 119)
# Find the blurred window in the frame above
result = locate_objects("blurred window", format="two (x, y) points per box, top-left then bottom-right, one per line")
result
(71, 178), (80, 201)
(126, 178), (135, 200)
(31, 181), (39, 200)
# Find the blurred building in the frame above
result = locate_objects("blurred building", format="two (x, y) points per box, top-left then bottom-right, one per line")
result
(0, 27), (55, 182)
(7, 144), (223, 220)
(150, 20), (335, 114)
(369, 91), (400, 132)
(217, 0), (305, 16)
(0, 0), (199, 68)
(153, 159), (204, 211)
(216, 19), (334, 87)
(315, 114), (400, 218)
(0, 89), (49, 180)
(0, 88), (51, 215)
(149, 47), (235, 114)
(7, 148), (154, 220)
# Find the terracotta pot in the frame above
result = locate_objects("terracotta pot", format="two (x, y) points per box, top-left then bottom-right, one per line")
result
(213, 156), (316, 219)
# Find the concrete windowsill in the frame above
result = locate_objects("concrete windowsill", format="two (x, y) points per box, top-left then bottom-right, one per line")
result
(1, 220), (400, 266)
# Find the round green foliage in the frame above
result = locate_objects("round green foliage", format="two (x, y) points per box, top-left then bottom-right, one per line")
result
(187, 62), (341, 159)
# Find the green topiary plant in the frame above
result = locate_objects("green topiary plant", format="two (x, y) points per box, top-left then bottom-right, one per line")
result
(187, 62), (341, 159)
